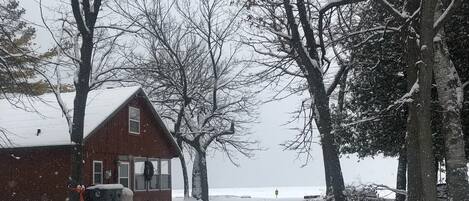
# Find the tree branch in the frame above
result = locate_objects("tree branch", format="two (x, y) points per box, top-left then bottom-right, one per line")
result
(463, 81), (469, 90)
(433, 0), (462, 33)
(326, 64), (348, 96)
(71, 0), (89, 34)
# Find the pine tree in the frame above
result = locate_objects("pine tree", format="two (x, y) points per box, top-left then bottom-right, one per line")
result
(0, 0), (50, 96)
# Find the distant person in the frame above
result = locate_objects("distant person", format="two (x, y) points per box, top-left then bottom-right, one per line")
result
(275, 189), (279, 198)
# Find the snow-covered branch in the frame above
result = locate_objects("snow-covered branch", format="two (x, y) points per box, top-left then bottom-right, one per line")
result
(203, 121), (235, 148)
(374, 0), (407, 20)
(372, 183), (407, 196)
(463, 81), (469, 90)
(387, 79), (419, 110)
(433, 0), (462, 33)
(326, 64), (348, 96)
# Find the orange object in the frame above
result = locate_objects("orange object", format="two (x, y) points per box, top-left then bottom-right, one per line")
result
(71, 185), (86, 201)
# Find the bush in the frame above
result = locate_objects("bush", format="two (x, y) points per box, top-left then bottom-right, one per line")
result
(343, 185), (385, 201)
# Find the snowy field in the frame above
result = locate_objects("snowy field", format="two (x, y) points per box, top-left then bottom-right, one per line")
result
(172, 186), (396, 201)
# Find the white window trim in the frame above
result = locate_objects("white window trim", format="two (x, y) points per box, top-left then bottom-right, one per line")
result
(92, 160), (103, 185)
(129, 106), (140, 134)
(133, 157), (146, 192)
(148, 158), (160, 191)
(160, 159), (171, 190)
(118, 162), (130, 188)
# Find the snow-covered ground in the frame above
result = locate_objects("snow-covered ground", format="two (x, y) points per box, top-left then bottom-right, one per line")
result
(173, 186), (325, 199)
(172, 186), (396, 200)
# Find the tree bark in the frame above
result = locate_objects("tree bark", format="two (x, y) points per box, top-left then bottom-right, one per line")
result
(396, 146), (407, 201)
(69, 30), (93, 201)
(192, 150), (209, 201)
(433, 27), (469, 200)
(177, 139), (190, 198)
(402, 1), (422, 200)
(315, 92), (346, 201)
(417, 0), (438, 200)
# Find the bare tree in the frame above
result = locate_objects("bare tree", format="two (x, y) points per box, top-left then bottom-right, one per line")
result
(68, 1), (103, 200)
(37, 3), (138, 199)
(36, 1), (136, 199)
(114, 1), (259, 200)
(245, 1), (348, 199)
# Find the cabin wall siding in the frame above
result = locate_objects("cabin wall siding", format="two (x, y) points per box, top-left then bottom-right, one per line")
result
(0, 146), (71, 201)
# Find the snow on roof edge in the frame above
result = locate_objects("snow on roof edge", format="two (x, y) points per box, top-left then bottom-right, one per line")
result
(0, 86), (142, 148)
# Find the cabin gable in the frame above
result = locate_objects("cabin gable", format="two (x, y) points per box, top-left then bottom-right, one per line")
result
(83, 93), (177, 158)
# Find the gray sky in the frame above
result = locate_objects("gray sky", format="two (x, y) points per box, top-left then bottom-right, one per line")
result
(171, 93), (398, 189)
(19, 0), (399, 190)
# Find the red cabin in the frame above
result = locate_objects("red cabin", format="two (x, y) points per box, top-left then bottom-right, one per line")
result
(0, 86), (180, 201)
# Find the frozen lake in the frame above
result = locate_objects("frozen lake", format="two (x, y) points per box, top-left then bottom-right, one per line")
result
(172, 186), (396, 200)
(173, 186), (325, 199)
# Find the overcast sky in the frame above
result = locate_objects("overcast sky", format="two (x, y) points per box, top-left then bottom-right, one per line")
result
(170, 93), (398, 189)
(19, 0), (399, 190)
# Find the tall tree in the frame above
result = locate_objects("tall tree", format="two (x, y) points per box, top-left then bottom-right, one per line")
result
(68, 1), (103, 200)
(432, 0), (469, 199)
(115, 1), (259, 200)
(245, 0), (348, 199)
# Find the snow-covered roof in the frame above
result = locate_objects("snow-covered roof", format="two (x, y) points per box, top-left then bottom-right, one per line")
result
(0, 86), (142, 148)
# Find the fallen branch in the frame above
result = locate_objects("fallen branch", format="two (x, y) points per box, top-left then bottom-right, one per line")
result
(372, 183), (407, 196)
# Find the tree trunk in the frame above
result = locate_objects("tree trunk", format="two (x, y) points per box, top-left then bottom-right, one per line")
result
(69, 33), (93, 201)
(404, 30), (423, 201)
(402, 2), (421, 200)
(433, 28), (469, 200)
(281, 1), (345, 199)
(417, 0), (438, 200)
(177, 139), (190, 198)
(315, 94), (346, 201)
(396, 146), (407, 201)
(192, 150), (209, 201)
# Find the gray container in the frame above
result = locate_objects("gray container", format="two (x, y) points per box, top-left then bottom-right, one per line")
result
(86, 184), (124, 201)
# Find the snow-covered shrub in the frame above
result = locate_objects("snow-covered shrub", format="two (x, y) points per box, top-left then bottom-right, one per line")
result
(343, 185), (384, 201)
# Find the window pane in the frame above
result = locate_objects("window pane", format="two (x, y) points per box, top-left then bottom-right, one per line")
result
(129, 120), (140, 133)
(119, 163), (129, 178)
(134, 161), (144, 174)
(134, 161), (145, 190)
(135, 175), (145, 190)
(129, 107), (140, 121)
(94, 162), (102, 173)
(93, 161), (102, 184)
(151, 160), (159, 174)
(161, 160), (169, 175)
(149, 175), (159, 189)
(120, 178), (129, 188)
(94, 174), (102, 184)
(161, 175), (170, 189)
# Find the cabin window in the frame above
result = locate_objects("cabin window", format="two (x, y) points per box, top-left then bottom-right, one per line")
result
(118, 162), (130, 188)
(149, 159), (159, 190)
(129, 106), (140, 134)
(134, 159), (146, 191)
(93, 161), (103, 184)
(160, 160), (171, 189)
